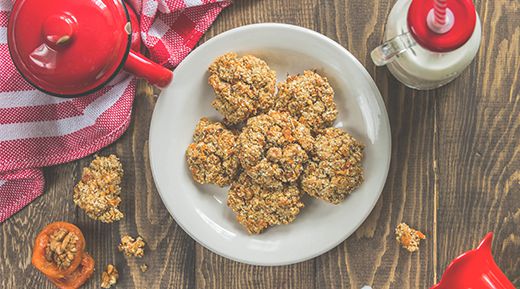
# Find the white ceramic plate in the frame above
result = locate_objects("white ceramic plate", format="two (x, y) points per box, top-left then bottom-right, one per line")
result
(149, 23), (391, 266)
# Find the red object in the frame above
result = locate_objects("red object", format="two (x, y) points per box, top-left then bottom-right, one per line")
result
(431, 233), (515, 289)
(7, 0), (173, 97)
(0, 0), (230, 223)
(407, 0), (477, 52)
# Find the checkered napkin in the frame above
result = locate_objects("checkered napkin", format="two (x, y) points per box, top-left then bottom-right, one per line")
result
(0, 0), (230, 223)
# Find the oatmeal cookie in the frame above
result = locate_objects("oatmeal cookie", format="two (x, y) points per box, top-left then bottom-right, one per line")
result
(208, 52), (276, 125)
(301, 127), (364, 204)
(186, 118), (240, 187)
(238, 111), (314, 189)
(275, 70), (337, 132)
(73, 155), (124, 223)
(395, 223), (426, 252)
(227, 173), (304, 234)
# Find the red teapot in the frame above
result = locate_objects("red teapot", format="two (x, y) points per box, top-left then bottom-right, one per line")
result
(431, 233), (515, 289)
(7, 0), (173, 97)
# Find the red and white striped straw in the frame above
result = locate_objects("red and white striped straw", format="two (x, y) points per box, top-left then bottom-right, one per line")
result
(427, 0), (454, 33)
(433, 0), (448, 26)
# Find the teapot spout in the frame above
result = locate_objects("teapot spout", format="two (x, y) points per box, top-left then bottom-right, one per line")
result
(124, 50), (173, 88)
(477, 232), (494, 254)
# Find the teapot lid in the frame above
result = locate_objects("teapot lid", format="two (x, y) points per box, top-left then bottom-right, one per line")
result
(407, 0), (477, 52)
(8, 0), (132, 97)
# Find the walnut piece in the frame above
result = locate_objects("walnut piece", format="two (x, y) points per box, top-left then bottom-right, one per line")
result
(118, 235), (145, 257)
(301, 128), (364, 204)
(395, 223), (426, 252)
(101, 264), (119, 288)
(227, 173), (304, 234)
(238, 111), (314, 189)
(275, 70), (337, 132)
(73, 155), (124, 223)
(140, 264), (148, 273)
(186, 118), (240, 187)
(208, 52), (277, 125)
(44, 228), (79, 270)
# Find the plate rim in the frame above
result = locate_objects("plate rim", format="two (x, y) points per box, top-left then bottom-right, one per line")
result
(149, 22), (391, 266)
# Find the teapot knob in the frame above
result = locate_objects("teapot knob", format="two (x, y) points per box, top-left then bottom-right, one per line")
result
(42, 14), (77, 49)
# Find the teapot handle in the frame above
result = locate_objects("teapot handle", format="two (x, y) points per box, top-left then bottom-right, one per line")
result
(124, 50), (173, 88)
(371, 32), (417, 66)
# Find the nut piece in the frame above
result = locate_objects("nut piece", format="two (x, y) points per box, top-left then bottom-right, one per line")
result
(118, 235), (145, 257)
(301, 128), (364, 204)
(73, 155), (124, 223)
(44, 228), (79, 270)
(275, 70), (337, 132)
(227, 173), (305, 234)
(208, 52), (277, 125)
(140, 264), (148, 273)
(186, 118), (240, 187)
(395, 223), (426, 252)
(238, 111), (314, 189)
(101, 264), (119, 288)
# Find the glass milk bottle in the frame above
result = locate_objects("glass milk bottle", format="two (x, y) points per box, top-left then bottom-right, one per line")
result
(371, 0), (481, 90)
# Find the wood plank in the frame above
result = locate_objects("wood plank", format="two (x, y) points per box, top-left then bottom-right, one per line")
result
(314, 0), (436, 288)
(434, 0), (520, 287)
(194, 1), (318, 289)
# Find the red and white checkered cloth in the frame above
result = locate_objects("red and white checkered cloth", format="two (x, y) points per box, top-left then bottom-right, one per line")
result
(0, 0), (230, 223)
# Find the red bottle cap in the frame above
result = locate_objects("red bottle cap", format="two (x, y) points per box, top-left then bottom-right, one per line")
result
(8, 0), (132, 97)
(407, 0), (477, 52)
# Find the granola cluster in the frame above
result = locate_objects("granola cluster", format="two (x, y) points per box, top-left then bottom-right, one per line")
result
(227, 173), (304, 234)
(395, 223), (426, 252)
(208, 52), (277, 125)
(101, 264), (119, 288)
(301, 128), (364, 204)
(73, 155), (124, 223)
(186, 53), (366, 234)
(186, 118), (240, 187)
(45, 228), (79, 269)
(275, 70), (337, 132)
(118, 235), (145, 257)
(238, 111), (314, 190)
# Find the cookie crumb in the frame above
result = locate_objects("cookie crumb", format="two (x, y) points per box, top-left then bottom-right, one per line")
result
(73, 155), (124, 223)
(140, 264), (148, 273)
(118, 235), (145, 257)
(101, 264), (119, 288)
(395, 223), (426, 252)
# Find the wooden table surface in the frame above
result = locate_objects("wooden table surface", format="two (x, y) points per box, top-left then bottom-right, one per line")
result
(1, 0), (519, 288)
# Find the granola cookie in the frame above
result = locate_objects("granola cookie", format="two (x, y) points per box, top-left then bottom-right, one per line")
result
(208, 52), (276, 125)
(186, 118), (240, 187)
(301, 127), (364, 204)
(73, 155), (124, 223)
(395, 223), (426, 252)
(227, 173), (304, 234)
(238, 111), (314, 189)
(275, 70), (337, 132)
